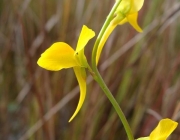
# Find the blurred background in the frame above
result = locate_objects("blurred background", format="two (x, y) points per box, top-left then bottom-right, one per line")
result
(0, 0), (180, 140)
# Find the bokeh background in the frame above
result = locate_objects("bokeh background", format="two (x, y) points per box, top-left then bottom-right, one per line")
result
(0, 0), (180, 140)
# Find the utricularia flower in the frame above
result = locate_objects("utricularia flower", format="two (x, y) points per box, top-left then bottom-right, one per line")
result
(113, 0), (144, 32)
(96, 0), (144, 64)
(37, 25), (95, 122)
(137, 118), (178, 140)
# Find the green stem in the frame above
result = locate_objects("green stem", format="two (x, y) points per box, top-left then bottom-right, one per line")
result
(91, 1), (134, 140)
(94, 70), (134, 140)
(92, 0), (120, 68)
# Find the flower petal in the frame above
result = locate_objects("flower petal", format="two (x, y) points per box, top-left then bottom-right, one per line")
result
(96, 24), (116, 65)
(130, 0), (144, 13)
(136, 137), (150, 140)
(75, 25), (95, 53)
(126, 12), (143, 32)
(37, 42), (79, 71)
(68, 67), (86, 122)
(150, 119), (178, 140)
(74, 25), (95, 67)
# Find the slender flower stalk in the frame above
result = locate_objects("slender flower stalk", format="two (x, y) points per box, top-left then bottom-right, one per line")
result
(91, 0), (135, 140)
(91, 0), (122, 68)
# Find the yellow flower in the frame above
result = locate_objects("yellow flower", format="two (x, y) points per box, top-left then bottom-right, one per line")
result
(37, 25), (95, 122)
(96, 0), (144, 64)
(114, 0), (144, 32)
(137, 118), (178, 140)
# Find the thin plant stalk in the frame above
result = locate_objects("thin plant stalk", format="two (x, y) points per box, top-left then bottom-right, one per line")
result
(91, 0), (134, 140)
